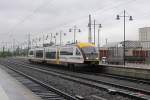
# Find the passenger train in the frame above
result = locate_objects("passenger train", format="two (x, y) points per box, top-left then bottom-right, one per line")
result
(28, 42), (99, 66)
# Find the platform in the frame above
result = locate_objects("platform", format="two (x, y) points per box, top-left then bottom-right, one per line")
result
(125, 63), (150, 69)
(0, 65), (41, 100)
(100, 63), (150, 69)
(100, 63), (150, 80)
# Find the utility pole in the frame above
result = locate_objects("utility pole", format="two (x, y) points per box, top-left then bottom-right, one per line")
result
(42, 34), (44, 47)
(116, 10), (133, 66)
(69, 25), (81, 43)
(60, 31), (62, 46)
(28, 33), (31, 54)
(98, 29), (100, 50)
(20, 43), (22, 56)
(56, 31), (66, 46)
(88, 14), (92, 43)
(98, 24), (102, 51)
(35, 39), (37, 47)
(91, 19), (101, 45)
(2, 44), (4, 55)
(50, 33), (53, 43)
(94, 20), (96, 44)
(105, 38), (108, 44)
(13, 39), (15, 56)
(53, 36), (56, 45)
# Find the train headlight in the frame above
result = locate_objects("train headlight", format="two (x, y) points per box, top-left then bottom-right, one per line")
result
(96, 57), (99, 60)
(86, 57), (89, 59)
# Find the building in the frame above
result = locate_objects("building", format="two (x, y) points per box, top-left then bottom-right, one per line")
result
(139, 27), (150, 41)
(100, 40), (149, 64)
(139, 27), (150, 50)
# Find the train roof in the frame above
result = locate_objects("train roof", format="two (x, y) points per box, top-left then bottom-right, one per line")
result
(29, 42), (95, 50)
(76, 42), (95, 48)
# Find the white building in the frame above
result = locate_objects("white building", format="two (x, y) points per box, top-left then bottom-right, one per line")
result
(139, 27), (150, 41)
(139, 27), (150, 49)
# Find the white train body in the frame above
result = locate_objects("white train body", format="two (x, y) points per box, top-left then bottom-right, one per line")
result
(28, 42), (99, 65)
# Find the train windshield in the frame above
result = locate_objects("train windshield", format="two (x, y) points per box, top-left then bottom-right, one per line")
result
(81, 46), (98, 54)
(81, 46), (98, 60)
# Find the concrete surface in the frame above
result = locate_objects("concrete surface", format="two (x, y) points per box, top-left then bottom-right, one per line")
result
(100, 64), (150, 80)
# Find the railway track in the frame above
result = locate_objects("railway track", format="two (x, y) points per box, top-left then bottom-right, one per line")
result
(1, 58), (150, 100)
(8, 58), (150, 88)
(95, 73), (150, 85)
(0, 60), (111, 100)
(13, 57), (150, 85)
(0, 61), (79, 100)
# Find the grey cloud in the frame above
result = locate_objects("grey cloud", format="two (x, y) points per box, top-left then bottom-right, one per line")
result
(0, 0), (150, 45)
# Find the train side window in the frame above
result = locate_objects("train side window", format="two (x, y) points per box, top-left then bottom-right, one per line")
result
(29, 51), (33, 55)
(60, 47), (73, 55)
(76, 49), (81, 55)
(36, 50), (43, 58)
(45, 52), (56, 59)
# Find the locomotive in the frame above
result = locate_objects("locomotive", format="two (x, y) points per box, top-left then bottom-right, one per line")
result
(28, 42), (99, 66)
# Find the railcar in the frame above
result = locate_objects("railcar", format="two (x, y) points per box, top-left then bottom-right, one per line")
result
(28, 48), (45, 63)
(28, 42), (99, 66)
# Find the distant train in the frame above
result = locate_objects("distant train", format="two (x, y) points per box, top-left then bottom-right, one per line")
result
(28, 42), (99, 67)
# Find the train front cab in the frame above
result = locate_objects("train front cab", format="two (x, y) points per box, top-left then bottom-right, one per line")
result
(28, 49), (34, 62)
(77, 43), (99, 65)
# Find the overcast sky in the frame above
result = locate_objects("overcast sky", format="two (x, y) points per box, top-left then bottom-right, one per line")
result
(0, 0), (150, 47)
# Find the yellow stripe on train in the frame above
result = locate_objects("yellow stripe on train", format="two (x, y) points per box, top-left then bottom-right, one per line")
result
(77, 42), (95, 48)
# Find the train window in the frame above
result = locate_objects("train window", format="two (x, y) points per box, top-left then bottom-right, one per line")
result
(60, 47), (73, 55)
(36, 50), (43, 58)
(46, 52), (56, 59)
(76, 49), (81, 55)
(29, 51), (33, 55)
(82, 47), (97, 54)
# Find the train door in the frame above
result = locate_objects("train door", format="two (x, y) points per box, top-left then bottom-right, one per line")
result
(74, 47), (84, 63)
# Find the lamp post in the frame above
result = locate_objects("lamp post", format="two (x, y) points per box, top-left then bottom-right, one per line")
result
(53, 35), (56, 45)
(116, 10), (133, 66)
(56, 31), (66, 46)
(50, 33), (53, 43)
(69, 25), (81, 43)
(42, 34), (44, 47)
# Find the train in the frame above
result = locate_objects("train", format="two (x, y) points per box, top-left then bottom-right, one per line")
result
(28, 42), (99, 67)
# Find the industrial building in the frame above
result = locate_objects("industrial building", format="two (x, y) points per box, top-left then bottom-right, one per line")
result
(100, 41), (150, 64)
(139, 27), (150, 41)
